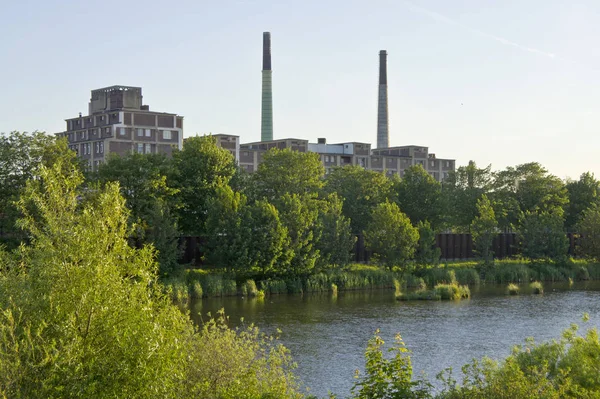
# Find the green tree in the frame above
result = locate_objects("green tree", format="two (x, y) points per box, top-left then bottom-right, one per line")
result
(576, 204), (600, 261)
(415, 221), (440, 266)
(314, 193), (356, 269)
(444, 161), (492, 232)
(324, 165), (396, 235)
(275, 193), (320, 275)
(492, 162), (568, 230)
(365, 201), (419, 269)
(0, 132), (66, 248)
(351, 330), (432, 399)
(204, 183), (248, 273)
(396, 165), (444, 229)
(565, 172), (600, 231)
(172, 135), (236, 236)
(250, 148), (325, 202)
(94, 152), (181, 276)
(519, 211), (568, 262)
(0, 152), (193, 398)
(243, 199), (291, 277)
(470, 195), (498, 265)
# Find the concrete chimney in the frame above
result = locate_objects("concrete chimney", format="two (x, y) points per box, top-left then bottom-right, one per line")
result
(377, 50), (389, 149)
(261, 32), (273, 142)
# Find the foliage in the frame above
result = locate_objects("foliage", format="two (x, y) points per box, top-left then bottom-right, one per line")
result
(351, 330), (432, 399)
(396, 165), (444, 229)
(250, 148), (324, 202)
(172, 135), (236, 236)
(324, 165), (396, 234)
(93, 152), (181, 275)
(0, 154), (194, 398)
(576, 204), (600, 261)
(365, 201), (419, 269)
(519, 211), (569, 262)
(275, 193), (320, 275)
(314, 193), (356, 269)
(185, 310), (302, 399)
(507, 283), (520, 295)
(415, 221), (440, 266)
(0, 132), (78, 249)
(565, 172), (600, 231)
(438, 320), (600, 398)
(470, 195), (498, 265)
(530, 281), (543, 294)
(444, 161), (493, 232)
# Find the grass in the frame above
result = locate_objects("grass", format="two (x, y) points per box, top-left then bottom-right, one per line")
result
(397, 282), (470, 301)
(160, 259), (600, 301)
(530, 281), (544, 294)
(507, 283), (520, 295)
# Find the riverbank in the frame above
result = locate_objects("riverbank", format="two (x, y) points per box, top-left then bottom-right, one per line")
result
(162, 259), (600, 301)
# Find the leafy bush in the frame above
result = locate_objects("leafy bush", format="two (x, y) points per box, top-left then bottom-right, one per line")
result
(530, 281), (543, 294)
(507, 283), (520, 295)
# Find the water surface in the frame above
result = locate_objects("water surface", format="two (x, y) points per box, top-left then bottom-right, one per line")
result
(192, 282), (600, 397)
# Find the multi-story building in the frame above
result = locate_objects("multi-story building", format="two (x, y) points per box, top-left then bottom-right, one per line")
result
(227, 136), (455, 182)
(56, 85), (183, 170)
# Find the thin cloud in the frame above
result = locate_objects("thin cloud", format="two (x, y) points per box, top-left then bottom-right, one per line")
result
(403, 1), (557, 59)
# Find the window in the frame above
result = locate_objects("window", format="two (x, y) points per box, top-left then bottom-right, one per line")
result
(137, 128), (144, 137)
(137, 143), (144, 154)
(162, 130), (172, 140)
(85, 143), (90, 155)
(120, 127), (127, 136)
(430, 161), (435, 167)
(100, 142), (104, 154)
(145, 129), (151, 137)
(445, 161), (450, 167)
(95, 142), (99, 154)
(105, 127), (110, 134)
(145, 143), (151, 154)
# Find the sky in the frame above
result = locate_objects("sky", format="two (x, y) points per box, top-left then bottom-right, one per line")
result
(1, 0), (600, 179)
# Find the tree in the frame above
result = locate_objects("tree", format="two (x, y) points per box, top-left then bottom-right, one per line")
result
(274, 193), (320, 275)
(313, 193), (356, 269)
(94, 153), (181, 276)
(519, 211), (569, 262)
(415, 221), (440, 266)
(243, 199), (291, 277)
(204, 183), (249, 273)
(250, 148), (324, 202)
(491, 162), (568, 230)
(565, 172), (600, 231)
(172, 135), (236, 236)
(0, 152), (194, 398)
(396, 165), (444, 229)
(470, 195), (498, 265)
(444, 161), (492, 231)
(0, 132), (66, 248)
(324, 165), (396, 235)
(576, 204), (600, 261)
(365, 201), (419, 269)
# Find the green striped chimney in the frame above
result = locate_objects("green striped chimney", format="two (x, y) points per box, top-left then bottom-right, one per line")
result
(377, 50), (389, 149)
(261, 32), (273, 142)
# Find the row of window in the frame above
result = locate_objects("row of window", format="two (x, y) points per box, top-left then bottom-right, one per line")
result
(136, 143), (153, 154)
(121, 128), (173, 139)
(71, 114), (118, 130)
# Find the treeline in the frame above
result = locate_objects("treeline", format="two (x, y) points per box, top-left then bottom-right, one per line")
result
(2, 132), (600, 276)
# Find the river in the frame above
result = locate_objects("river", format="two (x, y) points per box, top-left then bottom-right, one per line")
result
(190, 281), (600, 397)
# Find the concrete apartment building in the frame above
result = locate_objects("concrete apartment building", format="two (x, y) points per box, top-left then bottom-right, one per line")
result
(56, 85), (183, 170)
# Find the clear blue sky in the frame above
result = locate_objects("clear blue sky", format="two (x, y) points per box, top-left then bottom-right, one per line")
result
(2, 0), (599, 179)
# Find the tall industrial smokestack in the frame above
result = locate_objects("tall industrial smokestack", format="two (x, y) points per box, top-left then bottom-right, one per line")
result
(261, 32), (273, 142)
(377, 50), (389, 149)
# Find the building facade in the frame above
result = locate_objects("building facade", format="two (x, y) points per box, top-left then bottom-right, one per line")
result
(219, 135), (455, 182)
(56, 85), (183, 170)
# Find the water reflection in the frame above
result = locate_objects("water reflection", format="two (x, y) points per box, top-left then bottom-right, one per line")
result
(191, 282), (600, 397)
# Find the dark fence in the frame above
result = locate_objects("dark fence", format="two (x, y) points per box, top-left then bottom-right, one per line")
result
(181, 233), (580, 265)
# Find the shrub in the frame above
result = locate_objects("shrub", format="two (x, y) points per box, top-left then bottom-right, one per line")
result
(259, 279), (287, 295)
(240, 279), (258, 297)
(507, 283), (520, 295)
(530, 281), (544, 294)
(191, 281), (203, 299)
(434, 283), (470, 300)
(331, 283), (338, 296)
